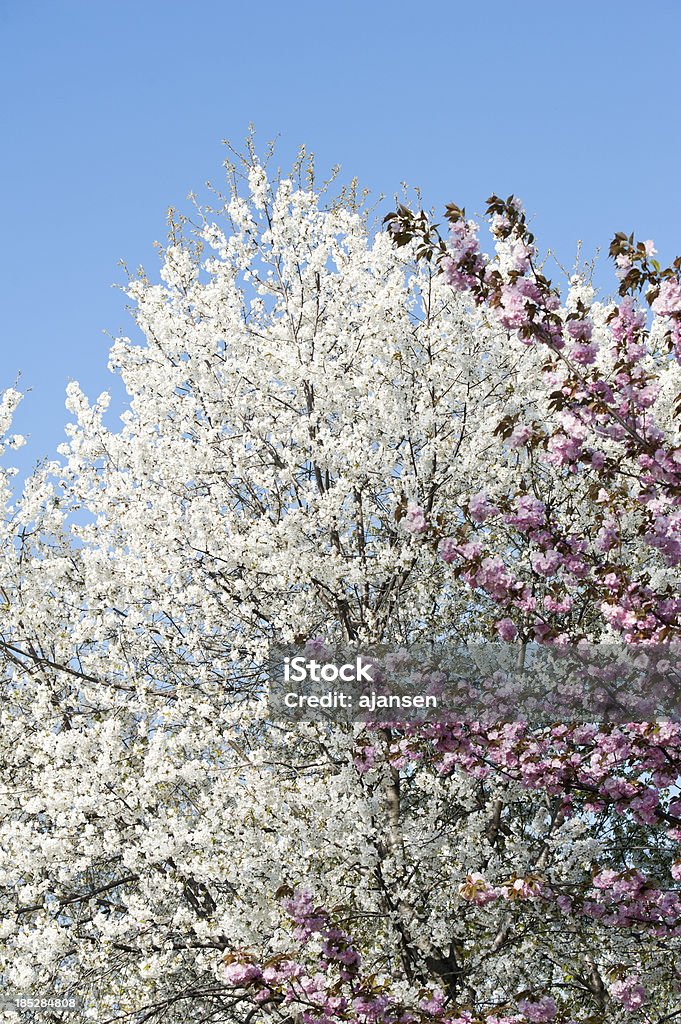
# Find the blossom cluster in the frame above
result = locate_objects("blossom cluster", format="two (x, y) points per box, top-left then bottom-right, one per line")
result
(386, 194), (681, 645)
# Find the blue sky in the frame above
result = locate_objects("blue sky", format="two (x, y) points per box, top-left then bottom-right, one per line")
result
(2, 0), (680, 475)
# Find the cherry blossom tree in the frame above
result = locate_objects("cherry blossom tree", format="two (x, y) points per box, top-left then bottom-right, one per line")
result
(0, 148), (680, 1022)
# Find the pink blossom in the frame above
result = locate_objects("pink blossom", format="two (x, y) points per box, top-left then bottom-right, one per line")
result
(282, 888), (328, 939)
(441, 219), (487, 291)
(515, 589), (537, 612)
(495, 617), (518, 642)
(595, 518), (619, 553)
(439, 537), (457, 563)
(419, 988), (446, 1014)
(502, 877), (542, 899)
(510, 240), (534, 273)
(440, 537), (483, 564)
(468, 491), (498, 523)
(611, 298), (646, 346)
(610, 976), (646, 1011)
(459, 872), (498, 905)
(509, 423), (533, 448)
(570, 342), (597, 365)
(305, 636), (330, 659)
(459, 540), (484, 559)
(223, 962), (263, 986)
(600, 602), (637, 631)
(652, 278), (681, 317)
(566, 318), (594, 342)
(497, 279), (542, 331)
(508, 495), (545, 530)
(531, 549), (562, 576)
(630, 787), (660, 824)
(354, 744), (377, 774)
(468, 556), (519, 601)
(547, 433), (581, 466)
(403, 502), (427, 534)
(490, 213), (511, 236)
(615, 253), (633, 280)
(517, 996), (557, 1022)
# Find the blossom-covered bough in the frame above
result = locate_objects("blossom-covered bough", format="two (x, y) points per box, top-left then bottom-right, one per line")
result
(0, 147), (680, 1021)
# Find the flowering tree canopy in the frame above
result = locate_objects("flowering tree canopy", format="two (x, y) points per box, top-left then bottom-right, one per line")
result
(0, 150), (680, 1022)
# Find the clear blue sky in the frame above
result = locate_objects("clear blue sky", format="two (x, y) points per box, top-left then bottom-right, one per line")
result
(2, 0), (680, 475)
